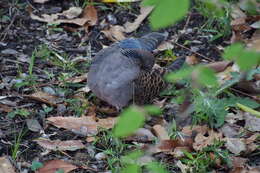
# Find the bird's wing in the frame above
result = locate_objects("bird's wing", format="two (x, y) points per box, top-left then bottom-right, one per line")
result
(88, 48), (141, 108)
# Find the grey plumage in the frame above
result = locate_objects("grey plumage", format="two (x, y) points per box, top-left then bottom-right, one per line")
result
(88, 32), (184, 109)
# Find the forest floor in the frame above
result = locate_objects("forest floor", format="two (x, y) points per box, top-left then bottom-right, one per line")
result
(0, 0), (259, 173)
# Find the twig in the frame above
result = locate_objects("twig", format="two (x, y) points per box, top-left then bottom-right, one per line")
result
(173, 42), (214, 62)
(230, 87), (260, 102)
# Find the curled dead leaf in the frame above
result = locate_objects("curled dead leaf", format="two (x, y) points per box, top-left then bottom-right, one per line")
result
(37, 160), (78, 173)
(35, 139), (85, 151)
(101, 25), (125, 42)
(47, 116), (117, 136)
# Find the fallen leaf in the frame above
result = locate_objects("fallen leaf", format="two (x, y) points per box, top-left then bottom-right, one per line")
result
(152, 124), (170, 140)
(29, 5), (97, 27)
(125, 128), (155, 142)
(185, 55), (199, 65)
(82, 5), (98, 26)
(176, 160), (188, 173)
(0, 156), (16, 173)
(225, 138), (246, 155)
(246, 30), (260, 52)
(193, 130), (223, 151)
(123, 6), (154, 33)
(25, 91), (60, 106)
(0, 103), (13, 112)
(66, 74), (88, 83)
(37, 160), (78, 173)
(62, 7), (82, 19)
(26, 119), (43, 132)
(231, 156), (247, 168)
(35, 139), (85, 151)
(156, 41), (174, 51)
(47, 116), (117, 136)
(206, 61), (233, 73)
(244, 112), (260, 132)
(220, 124), (239, 138)
(181, 125), (209, 136)
(101, 25), (125, 42)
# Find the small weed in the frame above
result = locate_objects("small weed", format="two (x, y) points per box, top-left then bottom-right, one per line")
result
(11, 129), (27, 160)
(65, 98), (89, 116)
(8, 108), (30, 119)
(181, 141), (230, 172)
(31, 161), (43, 171)
(93, 130), (135, 172)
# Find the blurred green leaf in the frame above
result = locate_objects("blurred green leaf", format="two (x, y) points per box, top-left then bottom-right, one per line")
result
(223, 43), (243, 60)
(196, 66), (218, 86)
(113, 106), (145, 137)
(165, 67), (193, 82)
(143, 105), (162, 115)
(143, 0), (189, 29)
(122, 150), (144, 165)
(122, 164), (141, 173)
(146, 162), (168, 173)
(237, 51), (260, 71)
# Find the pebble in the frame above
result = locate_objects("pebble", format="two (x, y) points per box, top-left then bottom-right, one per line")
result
(95, 152), (107, 160)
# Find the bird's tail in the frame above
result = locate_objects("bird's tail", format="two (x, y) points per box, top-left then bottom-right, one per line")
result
(138, 32), (168, 51)
(167, 56), (186, 72)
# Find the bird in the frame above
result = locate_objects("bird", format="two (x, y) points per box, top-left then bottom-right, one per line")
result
(88, 32), (185, 110)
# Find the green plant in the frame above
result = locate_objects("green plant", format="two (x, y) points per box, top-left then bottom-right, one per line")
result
(31, 161), (43, 171)
(142, 0), (189, 29)
(181, 141), (231, 172)
(11, 129), (27, 160)
(7, 108), (30, 119)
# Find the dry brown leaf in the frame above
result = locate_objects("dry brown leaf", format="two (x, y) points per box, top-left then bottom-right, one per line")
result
(82, 5), (98, 26)
(244, 112), (260, 132)
(193, 130), (223, 151)
(154, 137), (193, 153)
(101, 25), (125, 42)
(0, 156), (16, 173)
(206, 60), (233, 73)
(231, 156), (248, 168)
(152, 124), (170, 140)
(225, 138), (246, 155)
(185, 55), (199, 65)
(246, 30), (260, 52)
(66, 74), (88, 83)
(181, 125), (209, 136)
(33, 0), (50, 3)
(37, 160), (78, 173)
(123, 6), (154, 33)
(26, 91), (60, 106)
(29, 5), (97, 27)
(156, 41), (174, 51)
(125, 128), (155, 142)
(47, 116), (117, 136)
(35, 139), (85, 151)
(0, 103), (13, 112)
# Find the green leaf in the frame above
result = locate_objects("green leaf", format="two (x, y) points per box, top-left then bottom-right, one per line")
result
(196, 66), (218, 87)
(122, 150), (144, 165)
(223, 43), (243, 60)
(142, 0), (159, 6)
(122, 164), (141, 173)
(237, 50), (260, 71)
(146, 162), (168, 173)
(113, 106), (145, 137)
(165, 67), (193, 82)
(143, 105), (162, 115)
(31, 161), (43, 171)
(145, 0), (189, 29)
